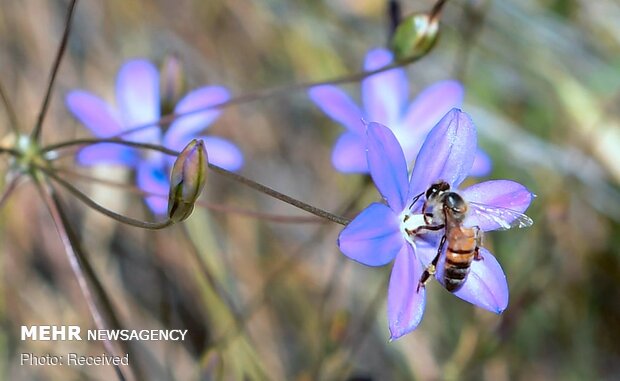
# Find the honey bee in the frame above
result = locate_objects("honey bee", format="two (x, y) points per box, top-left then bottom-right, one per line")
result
(409, 181), (533, 292)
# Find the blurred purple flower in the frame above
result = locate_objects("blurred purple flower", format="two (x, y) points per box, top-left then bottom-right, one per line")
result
(66, 59), (243, 214)
(338, 109), (532, 340)
(309, 48), (491, 176)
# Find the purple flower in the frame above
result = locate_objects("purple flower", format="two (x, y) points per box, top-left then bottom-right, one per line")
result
(66, 59), (243, 214)
(338, 109), (533, 340)
(309, 48), (491, 176)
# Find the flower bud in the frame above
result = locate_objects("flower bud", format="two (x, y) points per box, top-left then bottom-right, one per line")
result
(167, 139), (208, 222)
(160, 54), (185, 115)
(390, 12), (440, 61)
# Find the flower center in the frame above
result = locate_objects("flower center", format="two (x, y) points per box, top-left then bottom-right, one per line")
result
(11, 134), (49, 175)
(399, 210), (426, 246)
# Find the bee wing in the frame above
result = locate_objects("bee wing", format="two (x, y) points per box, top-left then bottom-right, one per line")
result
(465, 202), (534, 231)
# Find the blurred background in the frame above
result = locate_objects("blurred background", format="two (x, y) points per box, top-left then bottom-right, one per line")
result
(1, 0), (619, 380)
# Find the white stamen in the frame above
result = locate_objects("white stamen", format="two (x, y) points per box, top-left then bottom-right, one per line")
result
(400, 212), (426, 246)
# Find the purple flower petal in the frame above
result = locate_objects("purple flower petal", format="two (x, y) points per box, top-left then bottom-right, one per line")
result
(395, 80), (464, 166)
(469, 149), (492, 177)
(164, 86), (231, 152)
(66, 90), (124, 137)
(414, 238), (441, 267)
(388, 244), (426, 340)
(308, 85), (364, 134)
(77, 144), (138, 166)
(367, 122), (409, 211)
(331, 132), (368, 173)
(439, 248), (509, 313)
(391, 125), (426, 166)
(201, 136), (243, 171)
(461, 180), (534, 231)
(362, 48), (408, 126)
(136, 160), (169, 215)
(401, 80), (464, 141)
(408, 109), (477, 202)
(338, 203), (403, 267)
(116, 59), (161, 143)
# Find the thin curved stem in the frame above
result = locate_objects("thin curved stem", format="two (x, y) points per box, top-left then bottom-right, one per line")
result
(34, 177), (127, 381)
(110, 55), (424, 140)
(0, 174), (21, 212)
(53, 167), (148, 192)
(44, 138), (350, 224)
(112, 0), (452, 142)
(431, 0), (449, 20)
(41, 138), (177, 156)
(0, 79), (19, 133)
(197, 202), (326, 223)
(31, 0), (78, 141)
(208, 163), (351, 226)
(38, 165), (173, 229)
(0, 147), (21, 156)
(54, 166), (326, 224)
(47, 0), (448, 145)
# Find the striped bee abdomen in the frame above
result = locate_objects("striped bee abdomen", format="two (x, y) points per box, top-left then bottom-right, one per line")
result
(444, 226), (477, 292)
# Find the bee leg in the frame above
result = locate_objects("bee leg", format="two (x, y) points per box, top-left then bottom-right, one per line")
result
(408, 223), (444, 236)
(416, 268), (434, 292)
(474, 247), (482, 261)
(474, 226), (484, 261)
(417, 235), (447, 292)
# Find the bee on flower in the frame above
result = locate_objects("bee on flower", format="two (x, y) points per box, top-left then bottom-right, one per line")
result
(338, 109), (533, 339)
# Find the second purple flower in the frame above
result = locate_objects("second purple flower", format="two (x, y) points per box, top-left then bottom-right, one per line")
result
(309, 48), (491, 176)
(66, 59), (244, 214)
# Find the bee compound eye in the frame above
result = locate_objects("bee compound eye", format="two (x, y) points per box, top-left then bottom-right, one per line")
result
(425, 187), (435, 199)
(445, 193), (463, 209)
(427, 181), (451, 199)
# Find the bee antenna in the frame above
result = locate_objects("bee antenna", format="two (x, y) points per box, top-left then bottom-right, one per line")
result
(409, 191), (424, 209)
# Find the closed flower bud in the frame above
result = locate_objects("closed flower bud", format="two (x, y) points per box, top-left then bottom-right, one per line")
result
(160, 54), (185, 115)
(390, 12), (440, 61)
(167, 139), (208, 222)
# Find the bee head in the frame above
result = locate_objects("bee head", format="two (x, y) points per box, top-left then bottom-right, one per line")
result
(425, 181), (450, 200)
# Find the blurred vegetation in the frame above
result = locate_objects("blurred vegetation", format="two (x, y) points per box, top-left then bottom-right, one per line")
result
(0, 0), (619, 380)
